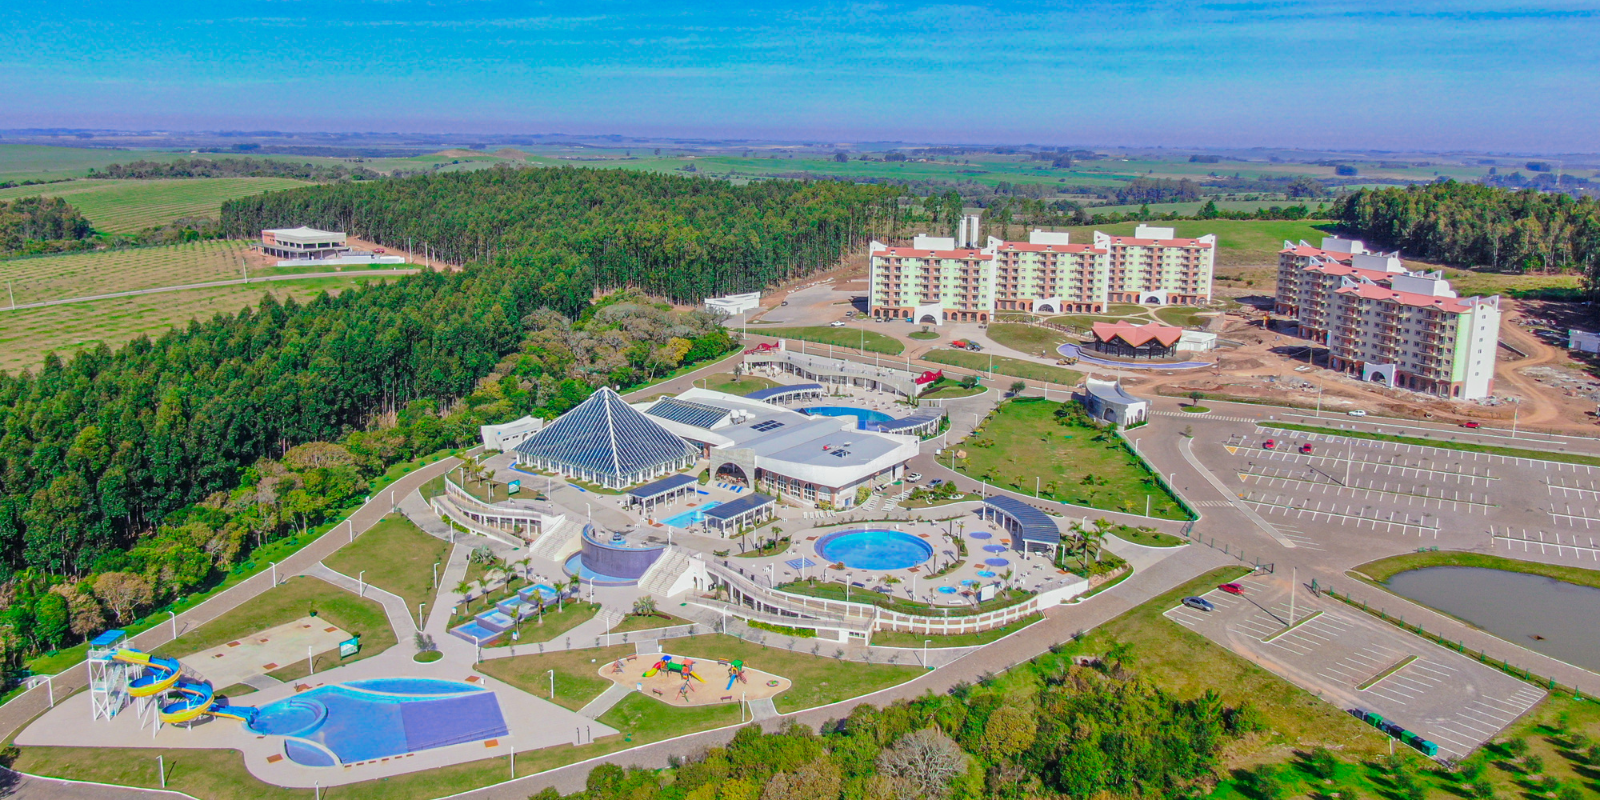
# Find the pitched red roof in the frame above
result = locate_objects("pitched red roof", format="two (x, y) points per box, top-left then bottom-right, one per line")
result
(1334, 283), (1472, 313)
(1091, 321), (1184, 347)
(1105, 237), (1213, 249)
(876, 248), (993, 260)
(1281, 245), (1354, 262)
(995, 242), (1101, 254)
(1304, 262), (1400, 282)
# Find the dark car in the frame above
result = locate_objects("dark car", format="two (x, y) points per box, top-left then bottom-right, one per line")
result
(1219, 583), (1245, 595)
(929, 479), (945, 488)
(1181, 596), (1215, 612)
(1262, 439), (1277, 450)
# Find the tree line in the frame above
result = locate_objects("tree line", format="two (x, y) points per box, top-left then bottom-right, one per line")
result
(0, 197), (94, 257)
(1334, 182), (1600, 279)
(537, 643), (1258, 800)
(88, 157), (381, 182)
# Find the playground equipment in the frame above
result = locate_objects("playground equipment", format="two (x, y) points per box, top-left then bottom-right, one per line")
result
(109, 648), (258, 725)
(643, 655), (705, 683)
(726, 660), (748, 691)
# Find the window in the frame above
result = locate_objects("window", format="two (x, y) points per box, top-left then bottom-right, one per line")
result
(751, 420), (785, 432)
(830, 449), (850, 458)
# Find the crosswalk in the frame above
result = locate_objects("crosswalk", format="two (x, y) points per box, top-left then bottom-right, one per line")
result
(1155, 410), (1257, 423)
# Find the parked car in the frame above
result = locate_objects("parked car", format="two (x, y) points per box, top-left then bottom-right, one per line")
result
(905, 472), (923, 482)
(830, 320), (847, 327)
(1348, 409), (1368, 417)
(1181, 596), (1215, 612)
(781, 301), (789, 306)
(1462, 421), (1481, 428)
(845, 311), (855, 317)
(929, 479), (945, 488)
(1262, 439), (1276, 450)
(1300, 443), (1314, 454)
(1219, 583), (1244, 595)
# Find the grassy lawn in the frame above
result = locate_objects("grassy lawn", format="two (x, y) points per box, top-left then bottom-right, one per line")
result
(762, 325), (904, 355)
(475, 643), (637, 710)
(1066, 566), (1391, 760)
(907, 330), (939, 340)
(463, 599), (600, 646)
(1261, 421), (1600, 468)
(1352, 551), (1600, 590)
(777, 578), (1034, 618)
(1044, 314), (1147, 332)
(1108, 524), (1185, 547)
(656, 634), (921, 713)
(596, 692), (743, 746)
(610, 611), (692, 633)
(701, 372), (777, 395)
(957, 398), (1189, 519)
(985, 322), (1071, 356)
(920, 349), (1083, 386)
(1180, 405), (1210, 413)
(0, 177), (311, 232)
(323, 513), (450, 615)
(917, 381), (984, 400)
(152, 575), (395, 679)
(1054, 219), (1338, 269)
(870, 613), (1042, 649)
(1153, 306), (1213, 327)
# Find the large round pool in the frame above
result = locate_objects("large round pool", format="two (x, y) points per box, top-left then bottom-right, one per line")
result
(815, 529), (933, 570)
(802, 406), (895, 429)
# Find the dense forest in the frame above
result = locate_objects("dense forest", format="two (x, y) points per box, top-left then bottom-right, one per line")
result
(0, 196), (94, 257)
(89, 157), (380, 182)
(223, 166), (901, 303)
(0, 167), (885, 668)
(1334, 183), (1600, 279)
(536, 647), (1257, 800)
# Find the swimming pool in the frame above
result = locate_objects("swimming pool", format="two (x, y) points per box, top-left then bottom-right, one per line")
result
(935, 586), (958, 595)
(661, 501), (722, 528)
(248, 679), (507, 767)
(801, 406), (896, 429)
(815, 529), (933, 571)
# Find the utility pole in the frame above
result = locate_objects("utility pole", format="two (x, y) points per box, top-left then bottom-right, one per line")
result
(1289, 567), (1297, 627)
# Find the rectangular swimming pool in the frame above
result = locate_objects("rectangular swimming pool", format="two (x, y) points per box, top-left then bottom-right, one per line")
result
(660, 501), (722, 528)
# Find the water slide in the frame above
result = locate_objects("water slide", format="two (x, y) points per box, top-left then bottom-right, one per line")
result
(112, 649), (258, 725)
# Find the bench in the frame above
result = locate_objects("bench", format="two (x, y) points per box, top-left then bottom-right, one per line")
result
(652, 688), (664, 696)
(721, 695), (733, 702)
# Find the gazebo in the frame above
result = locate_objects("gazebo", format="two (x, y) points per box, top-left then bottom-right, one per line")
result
(702, 493), (777, 537)
(627, 473), (700, 516)
(1088, 321), (1183, 359)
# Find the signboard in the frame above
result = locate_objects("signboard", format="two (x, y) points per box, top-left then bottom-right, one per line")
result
(338, 637), (361, 658)
(508, 479), (521, 495)
(978, 584), (997, 602)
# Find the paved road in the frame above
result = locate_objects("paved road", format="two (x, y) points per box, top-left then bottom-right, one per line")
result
(0, 270), (417, 311)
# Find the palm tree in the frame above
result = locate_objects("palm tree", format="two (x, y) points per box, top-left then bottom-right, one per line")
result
(454, 579), (472, 602)
(632, 596), (658, 617)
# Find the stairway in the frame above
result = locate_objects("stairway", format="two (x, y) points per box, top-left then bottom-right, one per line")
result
(638, 547), (693, 597)
(530, 518), (580, 562)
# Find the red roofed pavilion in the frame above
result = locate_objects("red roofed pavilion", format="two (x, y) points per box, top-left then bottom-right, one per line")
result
(1089, 321), (1184, 359)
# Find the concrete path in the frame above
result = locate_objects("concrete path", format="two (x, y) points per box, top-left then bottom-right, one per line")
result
(1177, 436), (1296, 548)
(301, 563), (419, 640)
(748, 698), (778, 722)
(578, 684), (633, 720)
(240, 674), (285, 692)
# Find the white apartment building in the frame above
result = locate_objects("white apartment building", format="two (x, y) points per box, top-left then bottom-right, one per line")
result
(1276, 237), (1501, 400)
(869, 223), (1215, 322)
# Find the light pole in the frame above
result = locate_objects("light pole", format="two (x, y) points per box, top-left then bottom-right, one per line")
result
(418, 602), (426, 629)
(358, 571), (366, 598)
(548, 669), (555, 700)
(269, 561), (277, 587)
(923, 639), (931, 670)
(168, 610), (177, 640)
(433, 562), (440, 588)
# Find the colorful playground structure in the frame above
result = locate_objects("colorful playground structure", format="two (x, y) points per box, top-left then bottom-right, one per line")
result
(726, 660), (747, 691)
(643, 655), (705, 682)
(87, 630), (256, 726)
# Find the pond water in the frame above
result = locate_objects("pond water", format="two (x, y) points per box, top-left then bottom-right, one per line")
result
(1384, 566), (1600, 673)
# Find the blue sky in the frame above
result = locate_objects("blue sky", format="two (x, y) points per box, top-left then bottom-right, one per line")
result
(5, 1), (1598, 151)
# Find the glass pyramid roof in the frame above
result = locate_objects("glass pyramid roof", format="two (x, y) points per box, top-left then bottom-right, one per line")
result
(513, 387), (696, 481)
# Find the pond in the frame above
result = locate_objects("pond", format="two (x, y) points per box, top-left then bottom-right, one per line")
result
(1384, 566), (1600, 673)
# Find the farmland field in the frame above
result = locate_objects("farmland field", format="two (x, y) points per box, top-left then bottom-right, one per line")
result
(0, 275), (388, 372)
(0, 240), (255, 305)
(0, 177), (310, 232)
(0, 144), (195, 183)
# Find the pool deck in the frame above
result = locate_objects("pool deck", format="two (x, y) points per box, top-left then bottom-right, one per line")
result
(597, 652), (791, 706)
(173, 615), (350, 689)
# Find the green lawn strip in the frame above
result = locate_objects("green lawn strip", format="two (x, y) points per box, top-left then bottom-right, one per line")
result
(146, 576), (396, 681)
(1153, 306), (1213, 327)
(323, 513), (451, 615)
(869, 613), (1042, 649)
(1076, 567), (1134, 599)
(214, 683), (255, 698)
(609, 612), (692, 634)
(760, 325), (904, 355)
(475, 644), (636, 710)
(1260, 421), (1600, 468)
(1079, 565), (1389, 758)
(916, 382), (984, 399)
(705, 374), (778, 395)
(595, 692), (743, 747)
(1353, 550), (1600, 590)
(480, 601), (600, 646)
(1107, 524), (1185, 548)
(907, 330), (939, 340)
(955, 398), (1188, 519)
(1356, 654), (1418, 690)
(1180, 405), (1210, 413)
(1043, 314), (1146, 332)
(984, 322), (1071, 356)
(733, 540), (790, 559)
(655, 634), (921, 713)
(920, 349), (1082, 385)
(1260, 610), (1323, 643)
(777, 578), (1034, 618)
(16, 449), (464, 679)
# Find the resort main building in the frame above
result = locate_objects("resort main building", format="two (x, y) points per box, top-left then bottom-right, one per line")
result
(868, 223), (1216, 322)
(1275, 237), (1501, 400)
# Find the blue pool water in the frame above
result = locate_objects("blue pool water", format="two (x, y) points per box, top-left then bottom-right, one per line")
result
(564, 553), (637, 586)
(976, 570), (997, 578)
(453, 621), (500, 643)
(661, 501), (723, 528)
(815, 529), (933, 571)
(936, 586), (958, 595)
(248, 679), (506, 767)
(802, 406), (896, 429)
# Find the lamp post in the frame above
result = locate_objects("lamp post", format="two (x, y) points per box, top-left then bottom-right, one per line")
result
(168, 610), (177, 640)
(548, 669), (556, 699)
(269, 561), (277, 587)
(418, 602), (426, 629)
(433, 562), (440, 589)
(924, 639), (932, 670)
(357, 571), (366, 597)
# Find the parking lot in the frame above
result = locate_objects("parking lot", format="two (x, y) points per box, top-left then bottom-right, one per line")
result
(1165, 573), (1543, 760)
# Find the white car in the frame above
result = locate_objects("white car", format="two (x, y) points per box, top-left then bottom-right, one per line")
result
(830, 321), (847, 327)
(904, 472), (923, 482)
(1348, 409), (1368, 417)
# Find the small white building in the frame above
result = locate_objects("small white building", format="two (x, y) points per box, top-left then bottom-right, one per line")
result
(1570, 330), (1600, 354)
(261, 227), (349, 260)
(1077, 378), (1149, 427)
(704, 292), (761, 317)
(1177, 330), (1218, 352)
(480, 416), (544, 451)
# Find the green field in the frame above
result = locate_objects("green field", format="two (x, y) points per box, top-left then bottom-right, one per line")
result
(920, 349), (1082, 386)
(761, 325), (904, 355)
(984, 322), (1072, 356)
(0, 240), (253, 304)
(0, 177), (310, 232)
(0, 144), (197, 183)
(0, 274), (385, 373)
(323, 513), (451, 615)
(1052, 219), (1338, 270)
(651, 634), (921, 713)
(957, 398), (1188, 519)
(1152, 306), (1214, 327)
